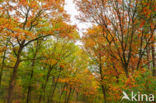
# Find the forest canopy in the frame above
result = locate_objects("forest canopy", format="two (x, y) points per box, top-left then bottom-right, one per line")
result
(0, 0), (155, 103)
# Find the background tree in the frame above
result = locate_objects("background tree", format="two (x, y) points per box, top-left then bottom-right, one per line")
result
(75, 0), (155, 78)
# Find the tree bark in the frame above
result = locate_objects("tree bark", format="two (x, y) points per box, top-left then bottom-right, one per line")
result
(146, 46), (151, 70)
(99, 54), (107, 103)
(7, 46), (23, 103)
(152, 43), (156, 76)
(101, 85), (107, 103)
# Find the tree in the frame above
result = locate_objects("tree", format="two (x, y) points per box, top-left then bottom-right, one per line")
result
(75, 0), (155, 102)
(75, 0), (155, 77)
(136, 0), (155, 76)
(0, 0), (69, 103)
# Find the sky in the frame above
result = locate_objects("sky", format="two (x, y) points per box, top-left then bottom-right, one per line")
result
(64, 0), (91, 37)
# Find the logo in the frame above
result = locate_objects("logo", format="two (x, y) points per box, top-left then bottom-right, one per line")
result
(121, 91), (154, 102)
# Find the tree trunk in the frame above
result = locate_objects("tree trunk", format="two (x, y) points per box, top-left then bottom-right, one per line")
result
(38, 65), (54, 103)
(0, 40), (8, 86)
(59, 83), (66, 103)
(123, 64), (129, 78)
(152, 43), (156, 76)
(7, 46), (23, 103)
(38, 86), (43, 103)
(65, 87), (72, 103)
(26, 56), (36, 103)
(47, 70), (61, 103)
(146, 46), (151, 70)
(101, 85), (107, 103)
(26, 41), (40, 103)
(112, 63), (119, 83)
(99, 54), (107, 103)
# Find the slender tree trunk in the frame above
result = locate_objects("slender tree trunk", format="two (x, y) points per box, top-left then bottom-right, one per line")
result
(65, 87), (72, 103)
(59, 83), (66, 103)
(64, 87), (68, 103)
(146, 46), (151, 70)
(26, 42), (39, 103)
(99, 54), (107, 103)
(112, 63), (119, 83)
(38, 85), (43, 103)
(26, 70), (33, 103)
(47, 70), (61, 103)
(47, 77), (55, 103)
(0, 40), (8, 86)
(26, 41), (41, 103)
(101, 85), (107, 103)
(38, 65), (54, 103)
(7, 46), (23, 103)
(123, 64), (129, 78)
(152, 43), (156, 76)
(26, 60), (36, 103)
